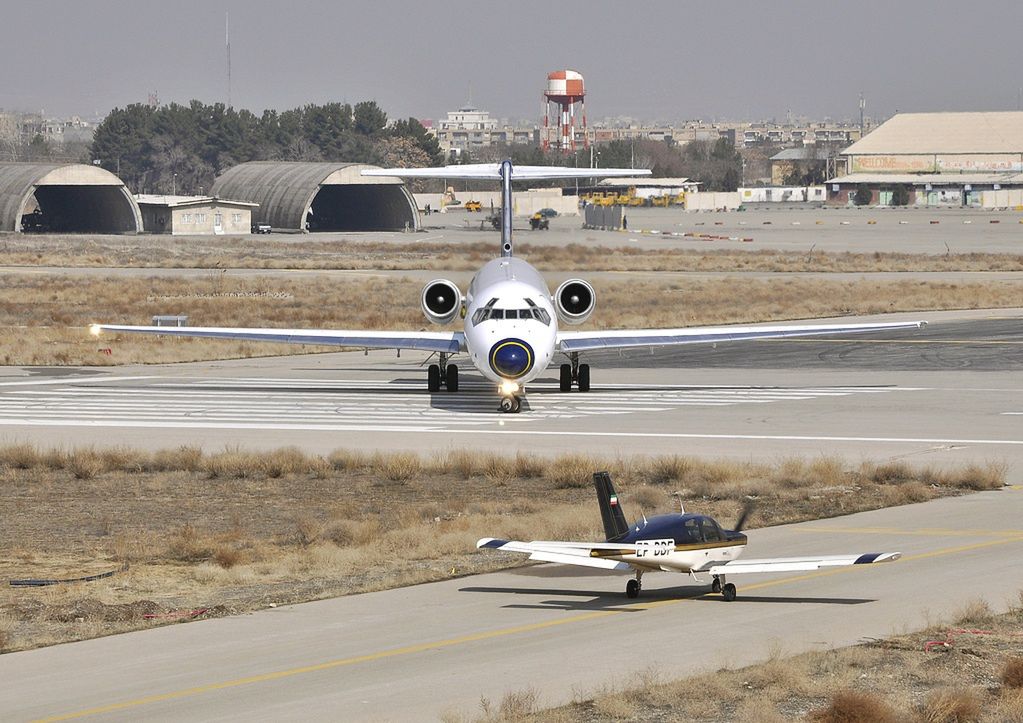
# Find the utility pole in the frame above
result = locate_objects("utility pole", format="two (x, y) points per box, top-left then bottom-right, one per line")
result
(859, 92), (865, 135)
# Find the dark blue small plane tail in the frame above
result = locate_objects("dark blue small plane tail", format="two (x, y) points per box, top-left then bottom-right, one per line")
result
(594, 471), (630, 542)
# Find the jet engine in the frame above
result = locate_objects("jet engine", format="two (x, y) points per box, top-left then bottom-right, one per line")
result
(554, 279), (595, 325)
(421, 279), (462, 325)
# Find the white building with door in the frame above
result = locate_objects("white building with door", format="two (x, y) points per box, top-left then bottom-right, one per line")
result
(135, 195), (258, 235)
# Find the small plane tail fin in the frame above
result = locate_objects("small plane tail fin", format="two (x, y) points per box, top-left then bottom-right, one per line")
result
(593, 471), (630, 542)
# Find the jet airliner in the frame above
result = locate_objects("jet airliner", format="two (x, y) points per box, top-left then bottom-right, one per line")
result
(93, 161), (925, 412)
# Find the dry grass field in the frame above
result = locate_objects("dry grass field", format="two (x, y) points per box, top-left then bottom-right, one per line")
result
(2, 233), (1023, 273)
(0, 444), (1005, 653)
(483, 597), (1023, 722)
(2, 271), (1022, 365)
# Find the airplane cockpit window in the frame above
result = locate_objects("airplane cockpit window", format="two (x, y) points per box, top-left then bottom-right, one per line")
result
(678, 518), (703, 544)
(524, 298), (551, 326)
(470, 298), (550, 326)
(699, 517), (722, 542)
(471, 299), (498, 326)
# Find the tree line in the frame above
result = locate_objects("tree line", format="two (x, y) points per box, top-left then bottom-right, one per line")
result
(88, 100), (443, 195)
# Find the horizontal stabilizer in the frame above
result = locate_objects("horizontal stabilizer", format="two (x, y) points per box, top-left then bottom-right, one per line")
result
(362, 164), (651, 181)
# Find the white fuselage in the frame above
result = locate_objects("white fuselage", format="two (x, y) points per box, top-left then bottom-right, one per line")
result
(462, 257), (559, 389)
(611, 541), (746, 573)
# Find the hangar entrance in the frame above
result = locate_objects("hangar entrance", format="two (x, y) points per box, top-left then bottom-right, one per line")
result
(25, 186), (140, 233)
(306, 184), (416, 231)
(210, 162), (420, 233)
(0, 163), (142, 234)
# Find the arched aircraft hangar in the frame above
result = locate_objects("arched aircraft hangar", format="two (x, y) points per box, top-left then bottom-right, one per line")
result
(211, 161), (419, 232)
(0, 162), (142, 233)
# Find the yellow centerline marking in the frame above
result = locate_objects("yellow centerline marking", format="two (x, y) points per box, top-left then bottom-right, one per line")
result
(36, 533), (1023, 722)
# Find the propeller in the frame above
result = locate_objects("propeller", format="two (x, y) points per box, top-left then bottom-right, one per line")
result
(733, 500), (755, 533)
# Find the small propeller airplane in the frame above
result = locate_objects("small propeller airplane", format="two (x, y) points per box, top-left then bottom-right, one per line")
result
(477, 471), (900, 601)
(91, 161), (925, 413)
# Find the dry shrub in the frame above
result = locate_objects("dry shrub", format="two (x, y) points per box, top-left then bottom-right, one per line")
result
(294, 515), (323, 547)
(329, 519), (381, 547)
(65, 448), (104, 480)
(380, 452), (421, 482)
(869, 461), (913, 484)
(0, 443), (41, 469)
(203, 449), (259, 479)
(996, 689), (1023, 723)
(492, 687), (539, 720)
(954, 598), (995, 627)
(260, 447), (309, 478)
(949, 463), (1006, 490)
(97, 446), (147, 473)
(513, 452), (544, 478)
(166, 524), (214, 562)
(646, 455), (692, 485)
(809, 689), (899, 723)
(592, 692), (637, 719)
(808, 456), (846, 486)
(212, 545), (244, 569)
(327, 449), (369, 471)
(918, 688), (981, 723)
(148, 445), (203, 472)
(0, 613), (14, 652)
(443, 449), (479, 478)
(627, 485), (668, 513)
(1002, 658), (1023, 689)
(879, 481), (933, 506)
(545, 455), (597, 488)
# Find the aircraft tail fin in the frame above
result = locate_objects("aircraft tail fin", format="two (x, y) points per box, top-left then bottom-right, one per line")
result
(593, 471), (630, 542)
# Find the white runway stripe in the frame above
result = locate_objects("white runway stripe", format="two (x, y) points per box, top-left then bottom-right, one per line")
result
(0, 376), (912, 432)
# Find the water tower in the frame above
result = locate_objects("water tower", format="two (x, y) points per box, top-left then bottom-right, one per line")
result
(542, 70), (587, 154)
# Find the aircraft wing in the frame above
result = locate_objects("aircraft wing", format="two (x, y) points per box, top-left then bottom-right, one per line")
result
(557, 320), (926, 353)
(707, 552), (901, 576)
(477, 538), (635, 571)
(90, 324), (465, 354)
(362, 164), (651, 181)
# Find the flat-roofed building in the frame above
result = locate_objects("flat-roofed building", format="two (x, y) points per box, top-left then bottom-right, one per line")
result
(830, 112), (1023, 206)
(135, 195), (258, 235)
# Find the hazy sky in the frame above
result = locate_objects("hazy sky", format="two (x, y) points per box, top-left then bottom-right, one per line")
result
(3, 0), (1021, 124)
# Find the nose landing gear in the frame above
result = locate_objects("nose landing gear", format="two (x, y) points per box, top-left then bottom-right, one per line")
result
(499, 395), (521, 413)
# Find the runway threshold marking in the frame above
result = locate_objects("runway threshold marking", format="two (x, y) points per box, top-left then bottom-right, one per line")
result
(764, 338), (1023, 345)
(0, 376), (157, 387)
(37, 534), (1023, 722)
(796, 526), (1023, 539)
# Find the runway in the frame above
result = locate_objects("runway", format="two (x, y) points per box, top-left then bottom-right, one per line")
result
(0, 309), (1021, 473)
(3, 489), (1022, 721)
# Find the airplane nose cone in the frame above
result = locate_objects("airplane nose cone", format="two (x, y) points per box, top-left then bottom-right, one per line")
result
(489, 338), (534, 379)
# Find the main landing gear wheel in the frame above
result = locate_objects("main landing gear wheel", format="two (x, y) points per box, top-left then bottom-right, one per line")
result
(427, 364), (441, 393)
(559, 363), (572, 392)
(577, 363), (590, 392)
(722, 583), (737, 602)
(499, 396), (521, 413)
(626, 578), (641, 599)
(445, 364), (459, 392)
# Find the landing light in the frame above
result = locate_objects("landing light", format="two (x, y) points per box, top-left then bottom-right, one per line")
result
(89, 324), (102, 337)
(499, 380), (519, 396)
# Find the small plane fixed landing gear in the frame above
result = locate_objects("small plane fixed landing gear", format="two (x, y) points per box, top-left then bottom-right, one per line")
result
(712, 575), (737, 602)
(625, 571), (643, 599)
(559, 352), (590, 393)
(428, 353), (458, 393)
